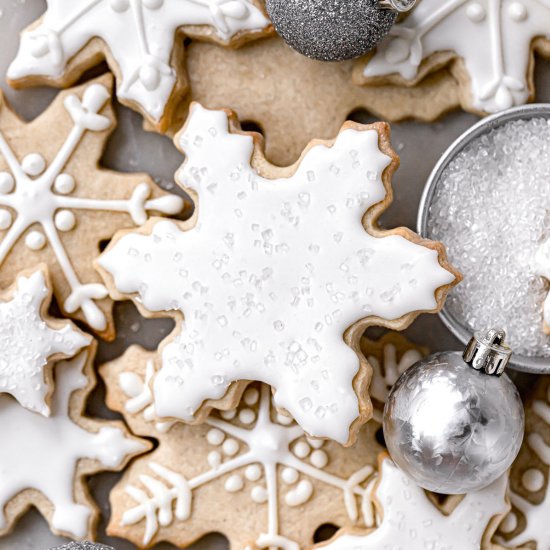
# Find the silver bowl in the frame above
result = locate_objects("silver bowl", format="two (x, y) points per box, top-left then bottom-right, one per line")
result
(418, 104), (550, 374)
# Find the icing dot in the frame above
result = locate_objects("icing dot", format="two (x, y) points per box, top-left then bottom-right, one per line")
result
(224, 474), (244, 493)
(54, 174), (75, 194)
(310, 450), (328, 468)
(0, 172), (14, 194)
(0, 209), (12, 230)
(222, 438), (239, 456)
(109, 0), (129, 11)
(521, 468), (545, 492)
(25, 230), (46, 251)
(243, 387), (259, 405)
(239, 408), (256, 424)
(206, 428), (225, 446)
(307, 437), (324, 450)
(245, 464), (262, 481)
(207, 450), (222, 468)
(22, 153), (46, 176)
(139, 64), (161, 91)
(220, 409), (237, 420)
(466, 2), (486, 22)
(54, 210), (76, 232)
(293, 441), (311, 459)
(251, 486), (268, 503)
(499, 511), (518, 534)
(282, 467), (299, 485)
(276, 413), (293, 426)
(285, 479), (314, 507)
(509, 2), (527, 21)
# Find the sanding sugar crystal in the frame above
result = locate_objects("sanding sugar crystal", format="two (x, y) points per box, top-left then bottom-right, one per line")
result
(427, 117), (550, 357)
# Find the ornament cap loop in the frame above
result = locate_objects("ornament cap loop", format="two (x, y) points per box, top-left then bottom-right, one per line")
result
(378, 0), (417, 13)
(463, 328), (512, 376)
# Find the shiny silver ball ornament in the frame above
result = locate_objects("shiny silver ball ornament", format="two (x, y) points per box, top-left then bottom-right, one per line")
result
(265, 0), (417, 62)
(383, 329), (525, 494)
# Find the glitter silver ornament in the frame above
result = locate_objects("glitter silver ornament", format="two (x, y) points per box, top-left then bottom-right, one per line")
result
(266, 0), (415, 62)
(383, 329), (525, 494)
(50, 543), (114, 550)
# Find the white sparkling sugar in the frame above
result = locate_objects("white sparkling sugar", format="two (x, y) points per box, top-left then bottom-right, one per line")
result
(427, 117), (550, 357)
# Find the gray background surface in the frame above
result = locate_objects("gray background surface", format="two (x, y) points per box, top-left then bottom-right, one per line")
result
(0, 1), (543, 548)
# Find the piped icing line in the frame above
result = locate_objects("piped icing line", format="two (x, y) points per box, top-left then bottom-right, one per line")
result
(0, 76), (183, 335)
(8, 0), (270, 127)
(98, 103), (458, 444)
(361, 0), (550, 114)
(0, 265), (90, 416)
(499, 379), (550, 548)
(0, 349), (148, 539)
(317, 457), (510, 550)
(106, 350), (380, 549)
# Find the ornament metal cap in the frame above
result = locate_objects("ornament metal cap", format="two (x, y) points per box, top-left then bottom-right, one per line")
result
(463, 328), (513, 376)
(378, 0), (417, 12)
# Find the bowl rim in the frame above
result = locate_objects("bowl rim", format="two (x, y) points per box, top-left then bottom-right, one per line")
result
(417, 103), (550, 374)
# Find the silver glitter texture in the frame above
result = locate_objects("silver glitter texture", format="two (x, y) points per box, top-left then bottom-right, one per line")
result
(266, 0), (397, 61)
(384, 351), (525, 494)
(50, 543), (115, 550)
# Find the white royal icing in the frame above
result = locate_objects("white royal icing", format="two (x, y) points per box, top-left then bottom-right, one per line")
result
(0, 352), (146, 538)
(503, 383), (550, 548)
(322, 458), (509, 550)
(119, 381), (375, 548)
(99, 103), (455, 443)
(364, 0), (550, 113)
(0, 82), (183, 332)
(0, 268), (90, 416)
(535, 238), (550, 327)
(8, 0), (270, 123)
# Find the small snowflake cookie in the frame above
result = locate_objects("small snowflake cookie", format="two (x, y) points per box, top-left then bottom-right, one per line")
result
(0, 343), (149, 541)
(187, 37), (461, 166)
(101, 347), (384, 550)
(0, 73), (184, 339)
(317, 455), (510, 550)
(0, 265), (90, 416)
(498, 376), (550, 549)
(357, 0), (550, 116)
(8, 0), (271, 132)
(97, 102), (459, 445)
(360, 332), (427, 423)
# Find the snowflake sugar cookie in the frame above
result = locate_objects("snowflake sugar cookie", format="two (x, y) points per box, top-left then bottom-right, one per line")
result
(498, 376), (550, 549)
(0, 346), (149, 540)
(358, 0), (550, 115)
(318, 456), (510, 550)
(0, 265), (90, 416)
(0, 74), (184, 339)
(8, 0), (271, 132)
(97, 102), (458, 445)
(360, 332), (426, 422)
(101, 347), (384, 550)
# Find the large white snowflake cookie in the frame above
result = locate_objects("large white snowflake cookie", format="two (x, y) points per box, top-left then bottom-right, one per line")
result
(357, 0), (550, 115)
(8, 0), (271, 132)
(0, 74), (184, 339)
(97, 102), (459, 445)
(317, 456), (510, 550)
(0, 345), (149, 540)
(498, 376), (550, 549)
(101, 346), (384, 550)
(0, 265), (90, 416)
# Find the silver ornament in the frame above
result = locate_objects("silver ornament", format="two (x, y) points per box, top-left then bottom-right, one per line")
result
(49, 543), (114, 550)
(383, 329), (525, 494)
(265, 0), (402, 62)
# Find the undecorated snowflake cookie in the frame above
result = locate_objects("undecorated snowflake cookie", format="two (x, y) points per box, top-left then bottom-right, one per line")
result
(0, 74), (184, 339)
(97, 103), (459, 445)
(498, 376), (550, 549)
(317, 456), (510, 550)
(0, 265), (90, 416)
(101, 347), (384, 550)
(357, 0), (550, 116)
(360, 332), (426, 422)
(0, 345), (149, 540)
(8, 0), (271, 132)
